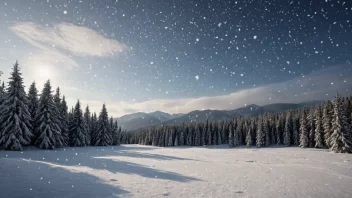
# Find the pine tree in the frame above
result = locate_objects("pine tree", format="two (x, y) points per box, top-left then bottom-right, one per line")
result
(330, 93), (352, 153)
(217, 122), (222, 145)
(276, 118), (281, 145)
(90, 112), (98, 145)
(35, 80), (63, 149)
(0, 62), (33, 150)
(0, 82), (5, 104)
(27, 82), (39, 140)
(60, 96), (69, 146)
(256, 118), (264, 147)
(314, 107), (324, 148)
(53, 87), (69, 146)
(194, 123), (201, 146)
(300, 111), (309, 148)
(323, 102), (333, 148)
(95, 104), (112, 146)
(307, 109), (315, 147)
(228, 123), (234, 148)
(263, 116), (270, 147)
(246, 128), (252, 148)
(112, 120), (120, 146)
(84, 105), (91, 144)
(284, 112), (292, 146)
(207, 122), (212, 146)
(292, 114), (299, 146)
(69, 100), (88, 147)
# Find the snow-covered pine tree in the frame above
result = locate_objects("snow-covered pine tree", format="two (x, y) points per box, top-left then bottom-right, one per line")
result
(314, 107), (324, 148)
(0, 62), (33, 150)
(95, 104), (112, 146)
(35, 80), (63, 149)
(233, 121), (239, 146)
(90, 112), (98, 145)
(207, 122), (212, 145)
(201, 121), (207, 145)
(228, 123), (234, 147)
(174, 130), (179, 146)
(323, 101), (333, 148)
(152, 128), (159, 146)
(284, 111), (292, 146)
(194, 123), (201, 146)
(217, 122), (222, 145)
(84, 105), (91, 142)
(59, 96), (69, 145)
(69, 100), (89, 147)
(236, 118), (243, 145)
(53, 87), (69, 146)
(329, 93), (352, 153)
(246, 128), (253, 148)
(187, 125), (193, 146)
(269, 116), (276, 145)
(263, 116), (270, 147)
(299, 110), (309, 148)
(276, 117), (281, 145)
(256, 117), (264, 147)
(212, 123), (218, 145)
(112, 120), (121, 146)
(167, 128), (174, 147)
(292, 113), (300, 146)
(0, 82), (5, 104)
(27, 82), (39, 143)
(307, 108), (316, 147)
(179, 125), (185, 146)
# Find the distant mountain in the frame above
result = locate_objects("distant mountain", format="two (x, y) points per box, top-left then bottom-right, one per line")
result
(115, 111), (183, 131)
(162, 109), (239, 125)
(115, 100), (326, 131)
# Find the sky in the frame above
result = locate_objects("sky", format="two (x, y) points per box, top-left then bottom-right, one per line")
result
(0, 0), (351, 117)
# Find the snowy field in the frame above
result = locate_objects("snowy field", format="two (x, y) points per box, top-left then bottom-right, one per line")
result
(1, 145), (352, 198)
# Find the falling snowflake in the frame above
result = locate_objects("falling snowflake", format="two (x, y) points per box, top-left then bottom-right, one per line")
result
(195, 75), (199, 80)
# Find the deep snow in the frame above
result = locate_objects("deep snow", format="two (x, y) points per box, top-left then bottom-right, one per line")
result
(1, 145), (352, 198)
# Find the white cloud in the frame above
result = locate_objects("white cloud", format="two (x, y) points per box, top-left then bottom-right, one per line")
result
(10, 22), (125, 57)
(83, 65), (352, 117)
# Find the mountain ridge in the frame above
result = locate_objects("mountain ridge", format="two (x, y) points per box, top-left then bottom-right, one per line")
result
(115, 100), (325, 131)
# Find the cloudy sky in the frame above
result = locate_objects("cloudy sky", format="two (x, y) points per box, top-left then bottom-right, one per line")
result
(0, 0), (351, 117)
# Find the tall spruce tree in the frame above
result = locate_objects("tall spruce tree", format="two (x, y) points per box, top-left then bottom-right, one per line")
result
(264, 116), (270, 147)
(0, 82), (5, 104)
(27, 82), (39, 142)
(84, 105), (91, 144)
(299, 111), (309, 148)
(256, 118), (264, 147)
(314, 107), (324, 148)
(228, 123), (234, 147)
(292, 114), (300, 146)
(0, 62), (33, 150)
(95, 104), (111, 146)
(246, 128), (253, 148)
(90, 112), (98, 145)
(323, 102), (333, 148)
(329, 93), (352, 153)
(35, 80), (63, 149)
(284, 112), (292, 146)
(307, 109), (316, 147)
(60, 96), (69, 145)
(69, 100), (89, 147)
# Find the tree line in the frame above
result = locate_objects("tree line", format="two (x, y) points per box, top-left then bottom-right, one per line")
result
(0, 61), (125, 151)
(121, 94), (352, 153)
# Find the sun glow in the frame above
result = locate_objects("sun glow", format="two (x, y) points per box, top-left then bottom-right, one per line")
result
(37, 65), (52, 78)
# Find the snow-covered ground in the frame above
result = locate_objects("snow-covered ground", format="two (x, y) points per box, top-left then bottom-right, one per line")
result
(1, 145), (352, 198)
